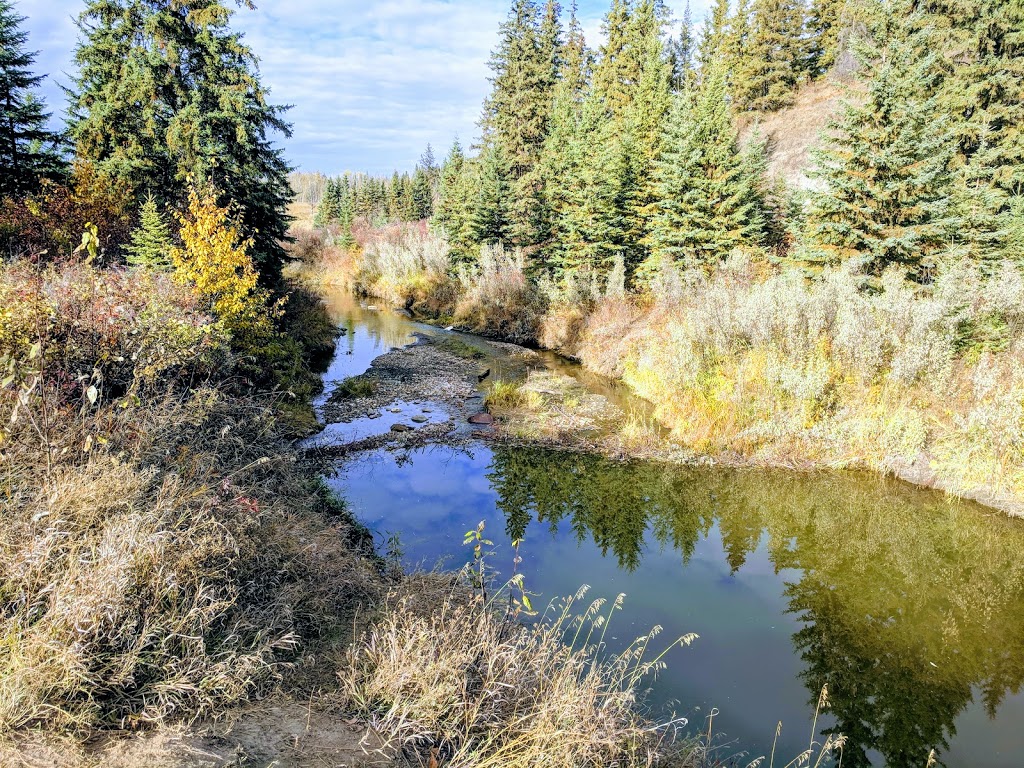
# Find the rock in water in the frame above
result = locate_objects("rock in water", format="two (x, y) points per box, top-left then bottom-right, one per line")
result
(411, 415), (428, 423)
(468, 413), (495, 425)
(390, 423), (414, 433)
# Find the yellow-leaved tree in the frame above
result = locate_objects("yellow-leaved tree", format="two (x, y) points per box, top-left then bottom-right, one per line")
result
(171, 187), (281, 350)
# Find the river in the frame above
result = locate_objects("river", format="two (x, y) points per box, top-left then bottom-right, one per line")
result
(314, 290), (1024, 768)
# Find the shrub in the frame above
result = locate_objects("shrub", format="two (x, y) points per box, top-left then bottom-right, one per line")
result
(572, 252), (1024, 501)
(339, 589), (694, 768)
(356, 221), (454, 308)
(454, 243), (547, 344)
(171, 187), (281, 350)
(0, 164), (133, 263)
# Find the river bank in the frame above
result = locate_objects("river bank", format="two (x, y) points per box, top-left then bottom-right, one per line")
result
(291, 228), (1024, 517)
(305, 287), (1024, 768)
(0, 259), (703, 768)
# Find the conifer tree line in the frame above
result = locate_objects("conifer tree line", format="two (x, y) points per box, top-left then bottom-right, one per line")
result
(0, 0), (293, 279)
(315, 146), (440, 234)
(372, 0), (1024, 283)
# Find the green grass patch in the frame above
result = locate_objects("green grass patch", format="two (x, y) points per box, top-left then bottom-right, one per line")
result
(436, 335), (487, 360)
(332, 377), (378, 399)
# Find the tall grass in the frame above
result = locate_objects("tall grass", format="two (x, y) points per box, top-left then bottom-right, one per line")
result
(340, 585), (698, 767)
(0, 262), (380, 732)
(569, 252), (1024, 504)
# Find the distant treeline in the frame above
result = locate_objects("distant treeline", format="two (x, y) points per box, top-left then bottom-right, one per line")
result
(317, 0), (1023, 283)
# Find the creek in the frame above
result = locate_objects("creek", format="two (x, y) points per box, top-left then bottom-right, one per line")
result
(315, 290), (1024, 768)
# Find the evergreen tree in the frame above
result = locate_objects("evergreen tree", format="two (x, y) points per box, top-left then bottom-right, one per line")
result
(668, 3), (696, 92)
(917, 0), (1023, 198)
(805, 0), (845, 77)
(805, 5), (958, 274)
(593, 0), (634, 118)
(435, 138), (477, 258)
(698, 0), (731, 70)
(621, 0), (673, 273)
(539, 3), (593, 272)
(0, 0), (64, 197)
(733, 0), (808, 111)
(647, 66), (768, 269)
(315, 178), (340, 226)
(125, 193), (173, 269)
(554, 93), (633, 276)
(419, 143), (440, 203)
(482, 0), (558, 247)
(68, 0), (293, 277)
(412, 167), (433, 220)
(468, 143), (510, 246)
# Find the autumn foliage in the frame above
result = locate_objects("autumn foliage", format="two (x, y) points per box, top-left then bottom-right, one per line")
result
(171, 187), (281, 350)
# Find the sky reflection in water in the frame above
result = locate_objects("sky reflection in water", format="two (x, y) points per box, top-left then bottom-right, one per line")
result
(329, 444), (1024, 768)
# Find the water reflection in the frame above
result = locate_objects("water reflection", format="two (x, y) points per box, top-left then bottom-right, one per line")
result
(313, 293), (420, 410)
(486, 447), (1024, 767)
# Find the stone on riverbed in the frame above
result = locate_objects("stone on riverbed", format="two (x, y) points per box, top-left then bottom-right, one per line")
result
(411, 415), (429, 423)
(468, 413), (495, 425)
(390, 423), (414, 433)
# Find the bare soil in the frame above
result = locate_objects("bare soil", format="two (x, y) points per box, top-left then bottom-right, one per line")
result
(0, 701), (386, 768)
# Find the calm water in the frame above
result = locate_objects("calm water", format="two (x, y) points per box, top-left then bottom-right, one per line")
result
(317, 293), (1024, 768)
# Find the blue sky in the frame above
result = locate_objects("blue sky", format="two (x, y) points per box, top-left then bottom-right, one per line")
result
(22, 0), (711, 176)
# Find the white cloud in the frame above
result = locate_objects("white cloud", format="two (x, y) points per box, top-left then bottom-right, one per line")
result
(20, 0), (714, 175)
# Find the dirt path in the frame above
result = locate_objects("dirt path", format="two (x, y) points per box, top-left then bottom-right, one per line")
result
(1, 702), (386, 768)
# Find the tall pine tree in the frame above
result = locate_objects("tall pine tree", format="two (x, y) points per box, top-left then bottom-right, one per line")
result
(805, 4), (959, 274)
(482, 0), (560, 248)
(68, 0), (293, 277)
(0, 0), (63, 197)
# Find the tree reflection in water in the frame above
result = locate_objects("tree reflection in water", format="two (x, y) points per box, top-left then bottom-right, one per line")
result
(487, 447), (1024, 767)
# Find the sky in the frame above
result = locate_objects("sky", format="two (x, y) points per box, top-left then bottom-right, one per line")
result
(22, 0), (711, 176)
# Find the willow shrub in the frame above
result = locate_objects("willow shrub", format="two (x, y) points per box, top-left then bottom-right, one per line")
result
(571, 253), (1024, 505)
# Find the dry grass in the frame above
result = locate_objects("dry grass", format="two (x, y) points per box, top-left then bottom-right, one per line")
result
(0, 387), (382, 733)
(0, 261), (382, 734)
(566, 253), (1024, 508)
(339, 586), (699, 768)
(738, 79), (845, 189)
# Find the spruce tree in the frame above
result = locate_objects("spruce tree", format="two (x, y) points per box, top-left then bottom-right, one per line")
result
(592, 0), (634, 118)
(436, 138), (476, 255)
(733, 0), (808, 112)
(668, 3), (696, 92)
(468, 143), (510, 246)
(0, 0), (64, 197)
(125, 193), (173, 269)
(412, 167), (433, 220)
(315, 178), (340, 226)
(698, 0), (731, 71)
(647, 66), (768, 268)
(805, 0), (845, 77)
(805, 5), (958, 274)
(917, 0), (1024, 198)
(68, 0), (293, 278)
(482, 0), (558, 248)
(621, 0), (673, 273)
(539, 2), (593, 273)
(555, 93), (633, 276)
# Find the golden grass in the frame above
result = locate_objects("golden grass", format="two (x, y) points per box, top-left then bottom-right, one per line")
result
(0, 387), (382, 732)
(339, 586), (700, 768)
